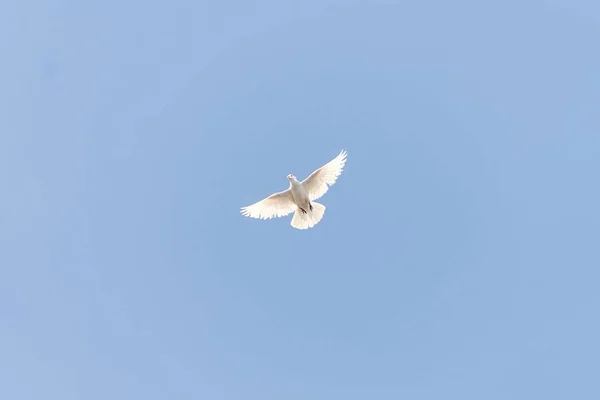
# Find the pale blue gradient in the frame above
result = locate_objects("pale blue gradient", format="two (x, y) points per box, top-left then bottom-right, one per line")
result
(1, 1), (599, 399)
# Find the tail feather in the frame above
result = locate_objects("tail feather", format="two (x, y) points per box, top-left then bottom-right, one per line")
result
(290, 202), (326, 230)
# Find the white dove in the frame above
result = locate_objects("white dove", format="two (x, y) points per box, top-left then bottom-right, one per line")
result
(241, 150), (347, 229)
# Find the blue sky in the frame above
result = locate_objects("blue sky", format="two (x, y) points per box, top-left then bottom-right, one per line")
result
(2, 0), (599, 399)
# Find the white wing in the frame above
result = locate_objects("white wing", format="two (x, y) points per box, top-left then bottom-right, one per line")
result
(301, 150), (347, 201)
(240, 189), (296, 220)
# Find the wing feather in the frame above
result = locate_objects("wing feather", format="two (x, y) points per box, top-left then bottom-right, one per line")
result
(240, 189), (296, 220)
(301, 150), (347, 201)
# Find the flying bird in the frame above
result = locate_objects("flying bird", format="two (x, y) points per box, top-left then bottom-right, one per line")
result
(241, 150), (347, 229)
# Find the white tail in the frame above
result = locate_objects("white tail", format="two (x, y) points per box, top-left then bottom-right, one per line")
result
(290, 202), (326, 230)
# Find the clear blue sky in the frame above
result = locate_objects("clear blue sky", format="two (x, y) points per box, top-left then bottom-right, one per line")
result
(2, 1), (599, 399)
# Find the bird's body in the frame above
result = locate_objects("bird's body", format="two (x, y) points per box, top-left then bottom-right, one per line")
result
(241, 150), (347, 229)
(288, 176), (310, 212)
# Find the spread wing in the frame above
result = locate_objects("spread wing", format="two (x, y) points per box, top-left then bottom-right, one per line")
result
(240, 189), (296, 220)
(301, 150), (347, 201)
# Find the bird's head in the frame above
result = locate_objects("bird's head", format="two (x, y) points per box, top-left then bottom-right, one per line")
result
(287, 174), (296, 181)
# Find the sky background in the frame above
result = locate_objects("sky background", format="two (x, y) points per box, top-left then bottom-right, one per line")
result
(2, 0), (600, 399)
